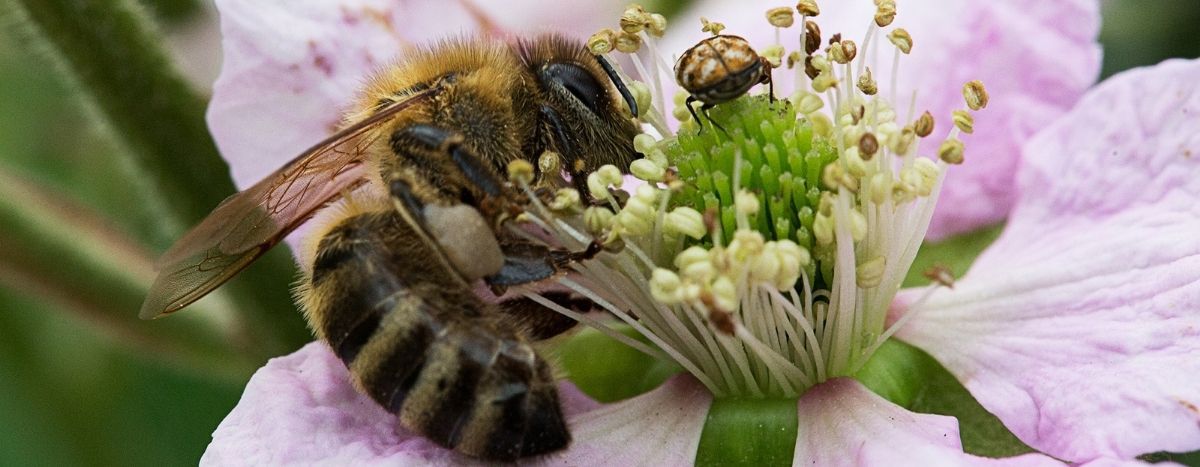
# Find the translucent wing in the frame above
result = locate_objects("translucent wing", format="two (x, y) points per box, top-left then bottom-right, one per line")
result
(140, 89), (436, 319)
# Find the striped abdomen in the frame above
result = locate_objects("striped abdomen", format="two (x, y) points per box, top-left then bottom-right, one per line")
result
(302, 210), (568, 460)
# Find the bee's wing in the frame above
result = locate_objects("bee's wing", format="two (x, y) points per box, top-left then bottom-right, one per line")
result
(140, 89), (436, 319)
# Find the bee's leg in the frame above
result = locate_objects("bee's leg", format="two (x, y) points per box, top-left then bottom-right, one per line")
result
(497, 291), (594, 340)
(485, 240), (604, 340)
(486, 238), (602, 289)
(390, 124), (508, 203)
(539, 105), (594, 199)
(304, 208), (569, 460)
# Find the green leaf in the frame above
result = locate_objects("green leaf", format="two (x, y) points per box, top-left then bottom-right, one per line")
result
(858, 339), (1035, 457)
(903, 223), (1004, 288)
(2, 0), (310, 354)
(854, 338), (928, 408)
(556, 326), (682, 403)
(1139, 450), (1200, 465)
(695, 397), (799, 467)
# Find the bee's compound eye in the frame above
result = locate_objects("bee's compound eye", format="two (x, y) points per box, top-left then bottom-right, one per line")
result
(540, 63), (606, 116)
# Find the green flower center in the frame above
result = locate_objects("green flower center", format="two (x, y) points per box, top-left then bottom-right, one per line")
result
(667, 95), (835, 284)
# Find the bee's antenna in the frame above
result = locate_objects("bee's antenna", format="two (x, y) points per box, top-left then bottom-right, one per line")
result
(593, 53), (638, 118)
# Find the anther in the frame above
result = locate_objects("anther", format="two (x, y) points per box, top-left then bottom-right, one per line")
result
(548, 188), (582, 212)
(615, 31), (642, 53)
(856, 256), (886, 288)
(647, 149), (669, 168)
(796, 0), (820, 17)
(588, 29), (617, 54)
(849, 210), (868, 242)
(963, 80), (989, 110)
(857, 67), (878, 95)
(633, 133), (657, 155)
(735, 190), (760, 216)
(767, 7), (795, 28)
(804, 56), (820, 79)
(923, 264), (955, 288)
(665, 207), (706, 239)
(700, 17), (726, 35)
(812, 72), (838, 92)
(647, 13), (668, 37)
(888, 28), (913, 54)
(762, 44), (785, 68)
(829, 40), (857, 64)
(890, 126), (916, 155)
(586, 164), (623, 199)
(507, 159), (534, 184)
(809, 112), (833, 137)
(938, 138), (965, 165)
(914, 111), (935, 137)
(859, 132), (879, 159)
(675, 246), (711, 273)
(787, 51), (803, 69)
(874, 0), (896, 27)
(538, 150), (560, 175)
(620, 6), (647, 34)
(583, 206), (614, 233)
(850, 104), (866, 124)
(792, 90), (824, 114)
(804, 20), (822, 54)
(631, 159), (666, 182)
(650, 268), (683, 303)
(952, 109), (974, 134)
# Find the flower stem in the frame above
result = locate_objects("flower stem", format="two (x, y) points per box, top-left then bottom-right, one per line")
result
(0, 171), (257, 380)
(4, 0), (230, 233)
(3, 0), (310, 353)
(695, 397), (799, 467)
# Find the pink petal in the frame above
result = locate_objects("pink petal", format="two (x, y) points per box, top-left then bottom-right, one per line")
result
(794, 378), (1060, 466)
(202, 342), (707, 465)
(208, 0), (627, 192)
(893, 59), (1200, 461)
(659, 0), (1101, 239)
(547, 376), (710, 465)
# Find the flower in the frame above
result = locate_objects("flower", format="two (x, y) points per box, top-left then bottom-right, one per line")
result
(201, 0), (1200, 465)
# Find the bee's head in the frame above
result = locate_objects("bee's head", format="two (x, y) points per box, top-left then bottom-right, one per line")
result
(517, 34), (641, 184)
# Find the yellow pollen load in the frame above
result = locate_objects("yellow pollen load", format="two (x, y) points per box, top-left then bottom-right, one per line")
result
(508, 2), (990, 398)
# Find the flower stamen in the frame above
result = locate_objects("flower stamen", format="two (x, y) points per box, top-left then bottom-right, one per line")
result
(513, 4), (988, 399)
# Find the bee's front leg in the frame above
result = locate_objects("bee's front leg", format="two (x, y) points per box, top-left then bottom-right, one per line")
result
(388, 123), (600, 342)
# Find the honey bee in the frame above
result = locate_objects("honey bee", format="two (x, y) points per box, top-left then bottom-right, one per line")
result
(141, 35), (640, 461)
(675, 34), (774, 130)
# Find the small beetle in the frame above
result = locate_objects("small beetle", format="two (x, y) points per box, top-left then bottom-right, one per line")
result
(674, 34), (774, 131)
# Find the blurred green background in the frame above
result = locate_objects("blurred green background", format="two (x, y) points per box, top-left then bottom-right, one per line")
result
(0, 0), (1197, 465)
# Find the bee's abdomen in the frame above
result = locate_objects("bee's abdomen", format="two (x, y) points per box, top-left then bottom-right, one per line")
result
(305, 211), (568, 460)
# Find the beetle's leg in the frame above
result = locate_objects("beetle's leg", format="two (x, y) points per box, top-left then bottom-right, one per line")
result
(761, 57), (776, 103)
(685, 95), (705, 135)
(700, 102), (727, 134)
